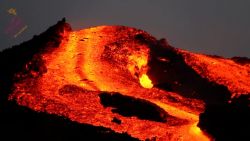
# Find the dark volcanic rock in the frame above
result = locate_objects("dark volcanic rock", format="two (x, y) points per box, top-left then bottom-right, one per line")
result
(99, 92), (168, 122)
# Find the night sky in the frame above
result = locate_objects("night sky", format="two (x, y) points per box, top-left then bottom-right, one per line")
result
(1, 0), (250, 57)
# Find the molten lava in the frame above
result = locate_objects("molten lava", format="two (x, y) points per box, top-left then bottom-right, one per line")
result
(139, 74), (153, 88)
(7, 21), (249, 140)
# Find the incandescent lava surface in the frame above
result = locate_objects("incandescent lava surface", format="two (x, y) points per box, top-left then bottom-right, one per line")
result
(0, 19), (249, 141)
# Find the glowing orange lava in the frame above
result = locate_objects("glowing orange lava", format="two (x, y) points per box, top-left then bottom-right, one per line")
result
(8, 25), (221, 141)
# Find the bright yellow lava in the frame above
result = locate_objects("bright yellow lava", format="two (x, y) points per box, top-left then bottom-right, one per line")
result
(139, 74), (153, 88)
(154, 101), (210, 141)
(189, 122), (210, 141)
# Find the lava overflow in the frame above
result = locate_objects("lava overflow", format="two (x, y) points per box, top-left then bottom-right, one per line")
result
(8, 22), (250, 140)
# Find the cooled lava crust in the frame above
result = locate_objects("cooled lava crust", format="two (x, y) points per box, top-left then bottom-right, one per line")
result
(0, 19), (249, 141)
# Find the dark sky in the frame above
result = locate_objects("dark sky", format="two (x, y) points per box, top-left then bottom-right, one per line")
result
(1, 0), (250, 57)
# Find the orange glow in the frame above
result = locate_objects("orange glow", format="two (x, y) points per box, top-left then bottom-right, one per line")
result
(154, 101), (210, 141)
(9, 25), (215, 140)
(139, 74), (153, 88)
(189, 122), (210, 141)
(181, 50), (250, 97)
(127, 45), (150, 78)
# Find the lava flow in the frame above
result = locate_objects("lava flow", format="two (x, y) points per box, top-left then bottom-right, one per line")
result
(5, 19), (249, 141)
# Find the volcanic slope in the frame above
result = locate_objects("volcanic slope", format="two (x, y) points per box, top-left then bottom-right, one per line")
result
(1, 19), (249, 141)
